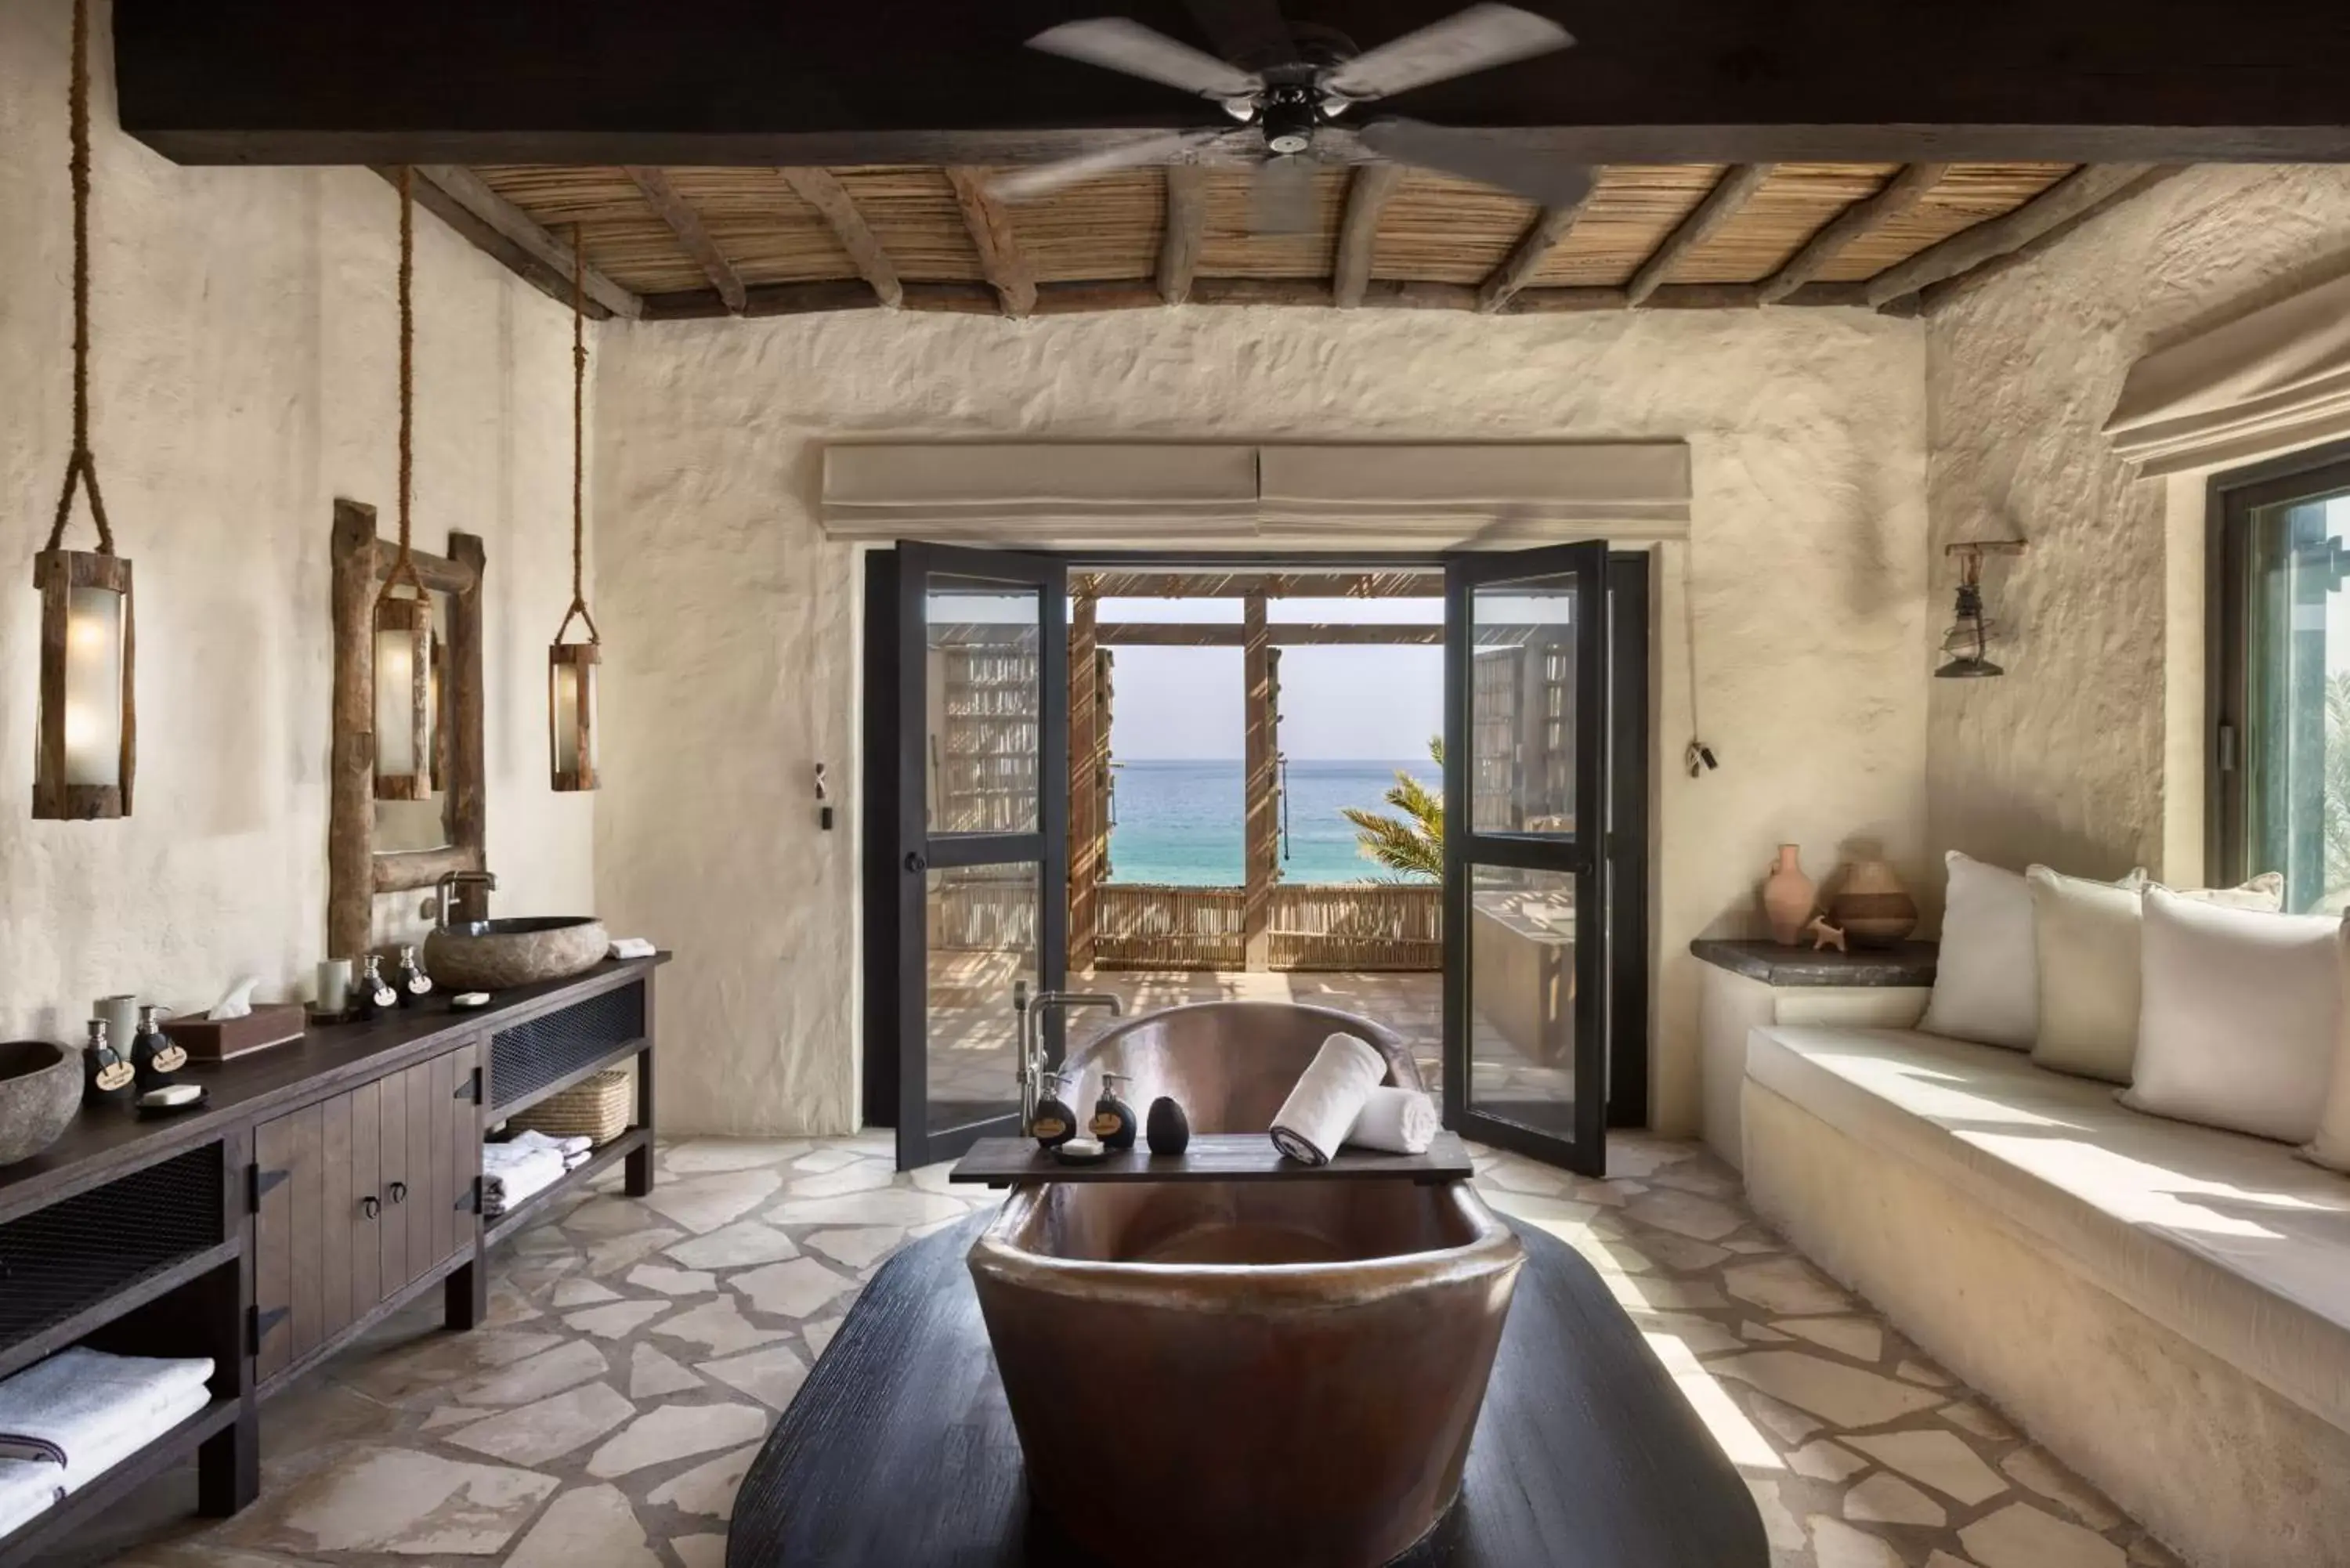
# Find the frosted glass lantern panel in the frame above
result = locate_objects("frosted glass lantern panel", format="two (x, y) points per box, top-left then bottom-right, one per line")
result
(62, 584), (125, 788)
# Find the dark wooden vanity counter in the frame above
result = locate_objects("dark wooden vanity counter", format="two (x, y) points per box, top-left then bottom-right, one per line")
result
(0, 954), (666, 1223)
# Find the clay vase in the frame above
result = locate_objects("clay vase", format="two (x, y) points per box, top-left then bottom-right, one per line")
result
(1829, 859), (1919, 949)
(1761, 845), (1816, 946)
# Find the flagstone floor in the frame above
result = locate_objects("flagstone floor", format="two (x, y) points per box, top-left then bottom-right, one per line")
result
(55, 1133), (2176, 1568)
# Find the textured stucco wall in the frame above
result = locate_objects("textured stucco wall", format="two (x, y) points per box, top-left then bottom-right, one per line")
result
(595, 305), (1931, 1137)
(1925, 165), (2350, 883)
(0, 0), (594, 1039)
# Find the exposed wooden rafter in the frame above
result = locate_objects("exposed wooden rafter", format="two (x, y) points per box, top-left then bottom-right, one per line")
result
(626, 166), (746, 314)
(777, 167), (901, 309)
(1625, 164), (1777, 306)
(381, 166), (641, 320)
(1914, 166), (2188, 312)
(1478, 187), (1604, 313)
(1756, 162), (1947, 304)
(1864, 162), (2157, 307)
(945, 168), (1037, 319)
(1159, 165), (1207, 305)
(1333, 164), (1407, 309)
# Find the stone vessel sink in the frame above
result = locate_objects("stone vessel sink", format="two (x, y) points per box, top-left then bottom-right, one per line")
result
(423, 916), (608, 992)
(0, 1041), (82, 1167)
(971, 1175), (1523, 1568)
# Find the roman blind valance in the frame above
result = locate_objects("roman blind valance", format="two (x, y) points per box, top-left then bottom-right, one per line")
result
(819, 441), (1691, 547)
(2106, 270), (2350, 476)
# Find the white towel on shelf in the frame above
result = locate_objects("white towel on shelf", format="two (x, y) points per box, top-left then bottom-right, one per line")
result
(1346, 1086), (1441, 1155)
(507, 1129), (594, 1167)
(1269, 1033), (1386, 1166)
(0, 1459), (63, 1539)
(59, 1383), (209, 1498)
(0, 1348), (214, 1476)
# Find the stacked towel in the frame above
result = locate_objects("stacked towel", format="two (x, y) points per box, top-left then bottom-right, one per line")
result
(1270, 1033), (1386, 1165)
(1346, 1086), (1441, 1155)
(504, 1129), (593, 1170)
(0, 1346), (215, 1530)
(481, 1139), (569, 1219)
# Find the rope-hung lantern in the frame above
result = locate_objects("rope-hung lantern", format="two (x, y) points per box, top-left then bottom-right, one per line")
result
(374, 168), (435, 800)
(549, 225), (601, 792)
(33, 0), (135, 822)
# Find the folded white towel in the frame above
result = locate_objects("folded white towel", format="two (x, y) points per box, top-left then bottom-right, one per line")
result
(609, 938), (656, 959)
(0, 1349), (214, 1473)
(1270, 1033), (1386, 1166)
(1346, 1086), (1441, 1154)
(0, 1458), (63, 1539)
(60, 1383), (210, 1497)
(507, 1129), (592, 1158)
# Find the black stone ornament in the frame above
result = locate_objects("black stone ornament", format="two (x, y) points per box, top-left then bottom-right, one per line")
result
(1144, 1096), (1190, 1157)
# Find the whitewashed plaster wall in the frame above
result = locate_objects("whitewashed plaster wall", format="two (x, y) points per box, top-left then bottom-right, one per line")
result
(1925, 164), (2350, 883)
(594, 305), (1931, 1137)
(0, 0), (595, 1040)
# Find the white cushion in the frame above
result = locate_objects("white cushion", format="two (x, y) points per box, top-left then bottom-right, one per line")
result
(1745, 1022), (2350, 1434)
(2303, 923), (2350, 1172)
(2120, 889), (2341, 1143)
(2030, 869), (2285, 1084)
(1919, 852), (2038, 1050)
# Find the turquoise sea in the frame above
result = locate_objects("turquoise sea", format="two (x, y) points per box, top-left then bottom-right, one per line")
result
(1108, 758), (1438, 886)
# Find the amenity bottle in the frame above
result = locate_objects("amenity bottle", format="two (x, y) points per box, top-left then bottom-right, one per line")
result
(130, 1003), (186, 1095)
(1091, 1071), (1137, 1151)
(1032, 1070), (1079, 1152)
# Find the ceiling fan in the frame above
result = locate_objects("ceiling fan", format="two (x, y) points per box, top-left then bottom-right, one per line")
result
(994, 2), (1593, 233)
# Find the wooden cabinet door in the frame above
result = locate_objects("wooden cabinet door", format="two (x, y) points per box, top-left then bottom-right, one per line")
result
(377, 1067), (410, 1294)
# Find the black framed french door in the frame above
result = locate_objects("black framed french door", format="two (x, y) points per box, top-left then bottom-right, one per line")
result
(864, 544), (1069, 1170)
(1442, 542), (1611, 1176)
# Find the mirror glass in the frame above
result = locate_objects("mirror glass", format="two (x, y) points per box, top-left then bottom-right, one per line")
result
(374, 585), (456, 852)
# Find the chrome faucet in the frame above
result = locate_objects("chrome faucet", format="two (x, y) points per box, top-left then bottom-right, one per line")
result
(435, 870), (498, 931)
(1014, 981), (1123, 1133)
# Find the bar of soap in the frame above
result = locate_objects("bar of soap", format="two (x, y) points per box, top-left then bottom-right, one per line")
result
(1054, 1138), (1108, 1164)
(450, 992), (492, 1010)
(139, 1084), (201, 1108)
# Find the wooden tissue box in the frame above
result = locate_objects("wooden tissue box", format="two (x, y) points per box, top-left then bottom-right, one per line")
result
(164, 1003), (307, 1063)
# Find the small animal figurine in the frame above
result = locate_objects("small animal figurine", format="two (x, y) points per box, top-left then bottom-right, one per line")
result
(1145, 1096), (1191, 1158)
(1806, 916), (1848, 952)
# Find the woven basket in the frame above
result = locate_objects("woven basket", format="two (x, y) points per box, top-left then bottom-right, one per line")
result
(508, 1067), (631, 1145)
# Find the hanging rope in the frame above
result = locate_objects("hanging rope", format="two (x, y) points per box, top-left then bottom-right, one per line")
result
(383, 167), (425, 601)
(556, 222), (601, 645)
(45, 0), (114, 556)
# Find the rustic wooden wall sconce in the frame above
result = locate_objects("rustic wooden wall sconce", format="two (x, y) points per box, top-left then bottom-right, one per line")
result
(328, 498), (486, 961)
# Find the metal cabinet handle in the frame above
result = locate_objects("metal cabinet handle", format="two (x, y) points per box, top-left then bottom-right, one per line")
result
(904, 851), (927, 873)
(388, 1181), (408, 1205)
(362, 1194), (381, 1219)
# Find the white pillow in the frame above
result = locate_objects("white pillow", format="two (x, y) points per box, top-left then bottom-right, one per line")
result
(1922, 852), (2143, 1051)
(2030, 869), (2285, 1084)
(2121, 889), (2341, 1143)
(2301, 923), (2350, 1172)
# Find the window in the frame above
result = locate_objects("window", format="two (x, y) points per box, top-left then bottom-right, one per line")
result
(2211, 440), (2350, 911)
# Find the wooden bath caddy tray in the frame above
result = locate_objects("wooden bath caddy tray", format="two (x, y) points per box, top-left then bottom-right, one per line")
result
(949, 1131), (1473, 1187)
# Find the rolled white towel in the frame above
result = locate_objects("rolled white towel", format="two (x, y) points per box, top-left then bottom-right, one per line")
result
(1270, 1033), (1386, 1166)
(1346, 1086), (1441, 1155)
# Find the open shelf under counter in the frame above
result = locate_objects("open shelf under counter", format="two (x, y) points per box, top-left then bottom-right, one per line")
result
(949, 1131), (1475, 1187)
(482, 1126), (653, 1248)
(0, 1396), (240, 1568)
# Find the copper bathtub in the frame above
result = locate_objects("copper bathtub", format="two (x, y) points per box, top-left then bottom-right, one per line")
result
(968, 1003), (1524, 1568)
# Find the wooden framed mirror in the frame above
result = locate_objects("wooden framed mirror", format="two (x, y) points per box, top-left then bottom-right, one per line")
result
(328, 498), (486, 958)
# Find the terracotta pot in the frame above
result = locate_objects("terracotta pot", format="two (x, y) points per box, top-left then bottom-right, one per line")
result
(1829, 859), (1918, 949)
(1761, 845), (1816, 946)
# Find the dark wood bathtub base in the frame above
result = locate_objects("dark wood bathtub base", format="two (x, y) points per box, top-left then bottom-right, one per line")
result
(725, 1209), (1770, 1568)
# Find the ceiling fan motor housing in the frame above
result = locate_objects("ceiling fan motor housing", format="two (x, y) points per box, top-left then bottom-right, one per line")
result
(1260, 83), (1318, 154)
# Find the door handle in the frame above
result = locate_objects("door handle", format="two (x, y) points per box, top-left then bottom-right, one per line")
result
(362, 1194), (381, 1219)
(904, 851), (928, 874)
(388, 1181), (408, 1205)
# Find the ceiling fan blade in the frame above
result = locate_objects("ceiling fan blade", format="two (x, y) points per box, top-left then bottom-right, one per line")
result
(991, 131), (1224, 202)
(1184, 0), (1295, 72)
(1359, 119), (1595, 208)
(1323, 5), (1572, 101)
(1027, 18), (1263, 100)
(1250, 153), (1318, 236)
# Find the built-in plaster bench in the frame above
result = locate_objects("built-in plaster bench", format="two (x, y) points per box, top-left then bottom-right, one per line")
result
(1741, 1022), (2350, 1568)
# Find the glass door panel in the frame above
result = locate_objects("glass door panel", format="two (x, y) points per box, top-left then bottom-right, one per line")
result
(890, 544), (1067, 1169)
(1445, 544), (1608, 1175)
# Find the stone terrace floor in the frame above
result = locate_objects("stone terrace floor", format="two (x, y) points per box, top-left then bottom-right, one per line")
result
(56, 1134), (2175, 1568)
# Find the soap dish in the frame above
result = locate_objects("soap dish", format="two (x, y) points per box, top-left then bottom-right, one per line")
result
(136, 1085), (209, 1118)
(1052, 1138), (1110, 1165)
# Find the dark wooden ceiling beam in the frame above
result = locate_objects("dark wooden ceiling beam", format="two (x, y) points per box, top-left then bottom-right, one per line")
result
(1080, 570), (1441, 598)
(1625, 164), (1777, 307)
(1757, 162), (1947, 305)
(1863, 163), (2157, 307)
(115, 4), (2350, 167)
(777, 168), (901, 309)
(1478, 187), (1605, 313)
(1333, 164), (1407, 310)
(1159, 165), (1207, 305)
(383, 166), (641, 320)
(944, 168), (1037, 319)
(626, 166), (746, 314)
